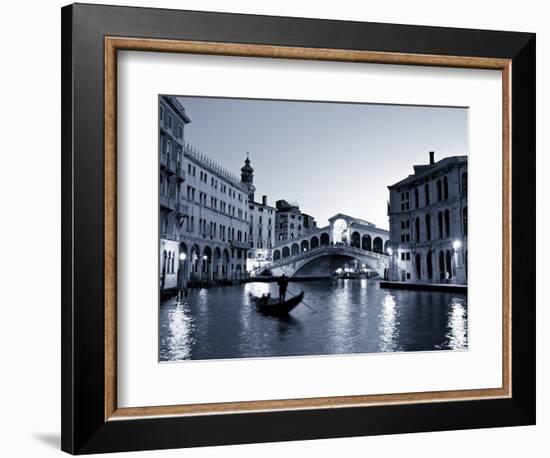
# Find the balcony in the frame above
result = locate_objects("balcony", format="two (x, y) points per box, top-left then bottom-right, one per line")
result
(230, 240), (250, 250)
(160, 153), (168, 169)
(175, 162), (186, 180)
(160, 194), (175, 210)
(160, 153), (178, 175)
(174, 202), (188, 216)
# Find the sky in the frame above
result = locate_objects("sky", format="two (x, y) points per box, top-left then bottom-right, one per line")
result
(176, 96), (467, 229)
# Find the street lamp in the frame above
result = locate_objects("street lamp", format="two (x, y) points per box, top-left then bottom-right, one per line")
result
(177, 252), (187, 301)
(452, 240), (462, 251)
(386, 247), (393, 256)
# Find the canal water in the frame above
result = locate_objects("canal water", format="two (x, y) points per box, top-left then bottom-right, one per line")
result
(159, 279), (468, 362)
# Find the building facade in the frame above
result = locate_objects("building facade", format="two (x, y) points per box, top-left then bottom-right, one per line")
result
(274, 200), (317, 244)
(239, 155), (277, 272)
(159, 96), (190, 291)
(159, 96), (250, 293)
(247, 195), (276, 272)
(387, 151), (468, 284)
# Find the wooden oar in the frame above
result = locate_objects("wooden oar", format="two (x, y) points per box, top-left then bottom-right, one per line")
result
(287, 287), (318, 313)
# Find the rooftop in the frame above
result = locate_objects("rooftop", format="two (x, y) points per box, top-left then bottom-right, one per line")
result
(388, 154), (467, 189)
(183, 143), (247, 191)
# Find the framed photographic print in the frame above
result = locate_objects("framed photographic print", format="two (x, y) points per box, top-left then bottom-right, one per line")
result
(61, 3), (536, 454)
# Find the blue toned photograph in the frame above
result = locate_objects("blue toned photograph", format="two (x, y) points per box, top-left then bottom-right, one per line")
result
(158, 95), (468, 362)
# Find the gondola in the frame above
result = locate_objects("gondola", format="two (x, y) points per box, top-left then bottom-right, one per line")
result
(250, 291), (304, 316)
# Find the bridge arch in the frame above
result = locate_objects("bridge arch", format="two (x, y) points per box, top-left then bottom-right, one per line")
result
(310, 235), (319, 249)
(373, 236), (383, 254)
(291, 243), (299, 255)
(351, 231), (361, 248)
(267, 245), (390, 279)
(282, 246), (290, 258)
(273, 249), (281, 261)
(320, 232), (330, 246)
(362, 234), (372, 251)
(300, 240), (309, 252)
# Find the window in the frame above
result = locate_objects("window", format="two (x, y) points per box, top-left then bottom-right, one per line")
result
(444, 209), (450, 237)
(425, 214), (432, 241)
(426, 251), (433, 279)
(461, 172), (468, 196)
(414, 188), (419, 209)
(160, 106), (164, 120)
(415, 218), (420, 242)
(463, 206), (468, 236)
(438, 212), (443, 238)
(443, 176), (449, 200)
(424, 183), (430, 206)
(436, 179), (442, 202)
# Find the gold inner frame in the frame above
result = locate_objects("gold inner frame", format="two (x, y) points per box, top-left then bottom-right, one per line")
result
(104, 37), (512, 421)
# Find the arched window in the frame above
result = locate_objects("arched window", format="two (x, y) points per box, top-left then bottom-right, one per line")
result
(424, 183), (430, 206)
(282, 246), (290, 258)
(443, 176), (449, 200)
(461, 172), (468, 196)
(291, 243), (299, 255)
(298, 225), (302, 231)
(426, 251), (433, 279)
(273, 250), (281, 261)
(162, 250), (167, 274)
(415, 218), (420, 242)
(445, 250), (453, 279)
(290, 223), (294, 230)
(436, 179), (442, 202)
(320, 233), (330, 246)
(438, 212), (443, 238)
(415, 254), (421, 279)
(463, 207), (468, 236)
(444, 209), (450, 237)
(311, 236), (319, 249)
(351, 231), (360, 248)
(439, 251), (445, 282)
(414, 188), (419, 209)
(166, 139), (171, 157)
(425, 214), (431, 241)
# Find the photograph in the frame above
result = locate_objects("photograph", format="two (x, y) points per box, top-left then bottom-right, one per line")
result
(158, 95), (469, 362)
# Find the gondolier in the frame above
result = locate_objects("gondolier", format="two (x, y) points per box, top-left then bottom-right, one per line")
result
(277, 274), (289, 302)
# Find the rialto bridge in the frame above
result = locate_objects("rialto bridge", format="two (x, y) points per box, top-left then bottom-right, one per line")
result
(263, 214), (390, 278)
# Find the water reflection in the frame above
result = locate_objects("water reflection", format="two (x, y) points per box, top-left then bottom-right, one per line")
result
(160, 299), (194, 361)
(159, 279), (468, 361)
(378, 292), (400, 352)
(445, 297), (468, 350)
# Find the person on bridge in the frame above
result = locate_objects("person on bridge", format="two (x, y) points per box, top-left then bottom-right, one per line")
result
(277, 274), (289, 302)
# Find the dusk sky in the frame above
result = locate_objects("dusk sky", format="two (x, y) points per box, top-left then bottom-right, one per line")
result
(176, 96), (468, 229)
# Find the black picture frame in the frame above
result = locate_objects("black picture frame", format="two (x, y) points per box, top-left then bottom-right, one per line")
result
(61, 3), (535, 454)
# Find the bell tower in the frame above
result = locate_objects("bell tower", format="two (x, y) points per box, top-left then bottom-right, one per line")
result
(240, 153), (256, 202)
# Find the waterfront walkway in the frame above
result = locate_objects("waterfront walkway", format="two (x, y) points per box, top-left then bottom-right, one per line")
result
(380, 281), (467, 293)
